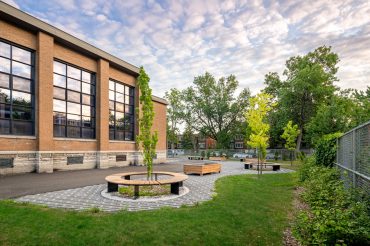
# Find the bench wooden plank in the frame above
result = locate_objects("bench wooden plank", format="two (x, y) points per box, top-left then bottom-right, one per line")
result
(106, 171), (188, 186)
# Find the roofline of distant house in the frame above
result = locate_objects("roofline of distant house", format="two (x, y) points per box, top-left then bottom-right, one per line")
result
(0, 1), (140, 76)
(152, 95), (168, 105)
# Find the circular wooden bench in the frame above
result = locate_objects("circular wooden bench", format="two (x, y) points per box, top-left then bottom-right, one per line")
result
(105, 171), (188, 197)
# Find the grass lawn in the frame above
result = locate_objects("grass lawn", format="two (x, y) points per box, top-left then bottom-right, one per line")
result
(0, 173), (296, 246)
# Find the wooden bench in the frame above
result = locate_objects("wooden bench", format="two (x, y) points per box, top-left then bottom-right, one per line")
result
(105, 171), (188, 196)
(209, 156), (227, 161)
(184, 163), (221, 176)
(188, 156), (204, 160)
(244, 162), (281, 171)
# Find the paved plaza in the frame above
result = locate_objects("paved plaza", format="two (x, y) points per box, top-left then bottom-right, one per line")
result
(15, 161), (294, 212)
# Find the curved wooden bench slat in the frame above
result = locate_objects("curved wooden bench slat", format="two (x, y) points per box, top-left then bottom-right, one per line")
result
(105, 171), (188, 196)
(105, 171), (188, 186)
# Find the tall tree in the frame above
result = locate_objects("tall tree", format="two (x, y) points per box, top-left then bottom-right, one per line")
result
(264, 46), (339, 150)
(352, 86), (370, 125)
(182, 72), (250, 148)
(136, 67), (158, 179)
(245, 92), (275, 175)
(164, 88), (183, 150)
(281, 121), (300, 165)
(306, 87), (370, 145)
(182, 124), (196, 150)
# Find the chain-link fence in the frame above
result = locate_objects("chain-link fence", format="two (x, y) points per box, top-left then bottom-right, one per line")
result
(336, 121), (370, 195)
(167, 148), (313, 161)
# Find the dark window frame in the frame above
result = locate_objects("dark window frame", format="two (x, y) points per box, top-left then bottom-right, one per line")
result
(0, 39), (35, 136)
(53, 59), (96, 139)
(109, 78), (135, 141)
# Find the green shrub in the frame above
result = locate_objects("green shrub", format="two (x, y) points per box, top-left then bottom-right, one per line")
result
(201, 151), (205, 158)
(206, 151), (211, 159)
(315, 132), (342, 167)
(282, 152), (288, 161)
(274, 151), (279, 161)
(298, 155), (316, 183)
(87, 207), (101, 213)
(294, 161), (370, 245)
(297, 151), (306, 161)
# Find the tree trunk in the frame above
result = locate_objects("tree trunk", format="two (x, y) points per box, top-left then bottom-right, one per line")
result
(296, 127), (303, 152)
(290, 150), (293, 166)
(171, 142), (175, 158)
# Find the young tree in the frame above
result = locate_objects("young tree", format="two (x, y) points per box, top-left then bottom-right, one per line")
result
(182, 72), (250, 148)
(136, 67), (158, 179)
(245, 92), (275, 175)
(281, 121), (300, 166)
(164, 88), (183, 150)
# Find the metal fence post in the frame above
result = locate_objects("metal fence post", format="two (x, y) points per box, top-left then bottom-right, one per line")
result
(352, 130), (356, 188)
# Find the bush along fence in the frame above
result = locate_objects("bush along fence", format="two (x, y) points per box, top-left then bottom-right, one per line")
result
(336, 120), (370, 195)
(295, 156), (370, 245)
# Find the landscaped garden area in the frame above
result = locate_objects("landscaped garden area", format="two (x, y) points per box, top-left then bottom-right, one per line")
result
(0, 173), (296, 245)
(1, 2), (370, 244)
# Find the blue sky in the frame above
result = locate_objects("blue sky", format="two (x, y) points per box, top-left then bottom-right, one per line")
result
(4, 0), (370, 97)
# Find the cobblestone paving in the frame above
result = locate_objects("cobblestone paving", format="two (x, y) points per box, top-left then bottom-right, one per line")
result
(16, 161), (294, 212)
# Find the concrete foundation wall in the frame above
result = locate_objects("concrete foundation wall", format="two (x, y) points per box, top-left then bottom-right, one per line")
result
(0, 151), (167, 175)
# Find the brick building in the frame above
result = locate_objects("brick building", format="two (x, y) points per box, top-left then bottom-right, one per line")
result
(0, 3), (167, 175)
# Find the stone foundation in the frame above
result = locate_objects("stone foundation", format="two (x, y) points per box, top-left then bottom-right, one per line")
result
(0, 151), (167, 175)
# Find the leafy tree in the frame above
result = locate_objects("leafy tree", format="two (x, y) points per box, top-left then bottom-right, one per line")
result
(136, 67), (158, 179)
(182, 72), (250, 148)
(182, 124), (196, 150)
(352, 86), (370, 125)
(315, 132), (343, 167)
(306, 87), (370, 145)
(281, 120), (300, 165)
(164, 88), (183, 150)
(245, 92), (275, 175)
(264, 46), (339, 150)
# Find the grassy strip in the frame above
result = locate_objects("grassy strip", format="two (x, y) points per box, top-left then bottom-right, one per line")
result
(118, 185), (170, 197)
(0, 173), (295, 246)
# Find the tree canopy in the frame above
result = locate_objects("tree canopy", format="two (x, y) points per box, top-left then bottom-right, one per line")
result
(264, 46), (340, 150)
(164, 88), (183, 149)
(181, 72), (250, 148)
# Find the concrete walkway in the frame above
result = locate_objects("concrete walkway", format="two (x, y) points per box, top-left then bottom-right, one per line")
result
(15, 161), (294, 212)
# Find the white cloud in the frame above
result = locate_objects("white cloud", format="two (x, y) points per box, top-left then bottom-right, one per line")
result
(96, 14), (107, 22)
(15, 0), (370, 97)
(2, 0), (19, 8)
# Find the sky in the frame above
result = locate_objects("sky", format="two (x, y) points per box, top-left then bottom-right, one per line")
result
(3, 0), (370, 97)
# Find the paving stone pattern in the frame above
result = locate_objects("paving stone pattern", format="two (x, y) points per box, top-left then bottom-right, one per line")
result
(16, 161), (294, 212)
